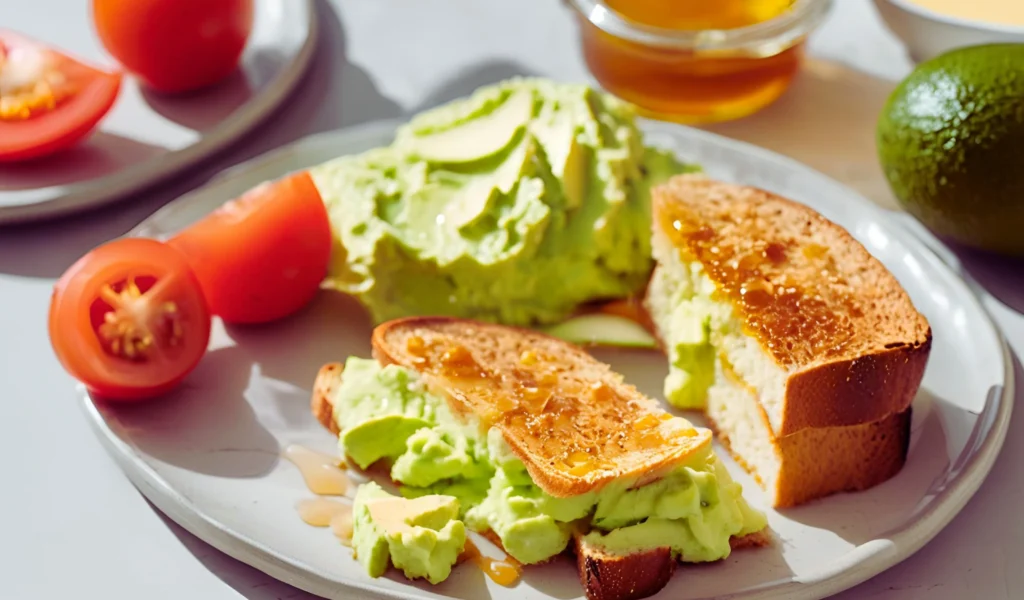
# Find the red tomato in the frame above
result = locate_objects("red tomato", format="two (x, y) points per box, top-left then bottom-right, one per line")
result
(49, 238), (212, 401)
(0, 32), (121, 162)
(169, 171), (332, 324)
(91, 0), (254, 93)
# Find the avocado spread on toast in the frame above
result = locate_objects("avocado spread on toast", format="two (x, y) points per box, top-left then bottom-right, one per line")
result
(338, 357), (766, 576)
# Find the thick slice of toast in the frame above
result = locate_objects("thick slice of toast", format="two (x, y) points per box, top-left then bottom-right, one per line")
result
(647, 175), (931, 506)
(371, 317), (712, 498)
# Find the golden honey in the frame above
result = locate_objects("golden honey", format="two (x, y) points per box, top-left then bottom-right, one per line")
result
(658, 197), (857, 367)
(463, 539), (521, 586)
(570, 0), (832, 123)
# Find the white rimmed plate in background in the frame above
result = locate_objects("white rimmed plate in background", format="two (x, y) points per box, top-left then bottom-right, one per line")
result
(0, 0), (317, 224)
(873, 0), (1024, 62)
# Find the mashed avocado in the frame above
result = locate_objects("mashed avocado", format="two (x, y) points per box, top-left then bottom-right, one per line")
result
(647, 241), (771, 412)
(352, 482), (466, 584)
(310, 78), (696, 326)
(334, 357), (766, 575)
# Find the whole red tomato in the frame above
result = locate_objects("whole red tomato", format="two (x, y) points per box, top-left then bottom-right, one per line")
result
(91, 0), (254, 93)
(168, 172), (333, 324)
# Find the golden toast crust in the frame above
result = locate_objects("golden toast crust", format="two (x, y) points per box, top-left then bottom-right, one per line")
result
(573, 530), (771, 600)
(371, 317), (712, 498)
(311, 362), (342, 436)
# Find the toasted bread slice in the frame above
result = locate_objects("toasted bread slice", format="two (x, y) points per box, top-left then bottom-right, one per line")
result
(647, 175), (930, 506)
(371, 317), (712, 498)
(311, 335), (770, 597)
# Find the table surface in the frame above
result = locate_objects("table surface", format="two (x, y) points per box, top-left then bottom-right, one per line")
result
(1, 2), (1022, 599)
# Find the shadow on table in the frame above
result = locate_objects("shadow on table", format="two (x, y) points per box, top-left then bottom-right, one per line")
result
(0, 133), (167, 192)
(140, 69), (257, 133)
(410, 59), (540, 114)
(0, 0), (402, 279)
(946, 243), (1024, 315)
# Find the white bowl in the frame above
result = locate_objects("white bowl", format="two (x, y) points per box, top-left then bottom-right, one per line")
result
(873, 0), (1024, 62)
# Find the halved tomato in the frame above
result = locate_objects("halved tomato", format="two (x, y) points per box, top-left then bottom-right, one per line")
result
(0, 31), (122, 162)
(49, 238), (211, 401)
(169, 171), (332, 324)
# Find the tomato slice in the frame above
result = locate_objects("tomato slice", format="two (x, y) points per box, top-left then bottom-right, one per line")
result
(0, 31), (122, 162)
(169, 171), (332, 324)
(49, 238), (211, 401)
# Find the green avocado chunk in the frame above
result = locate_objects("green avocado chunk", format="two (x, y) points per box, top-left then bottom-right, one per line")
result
(352, 482), (467, 584)
(332, 358), (436, 469)
(663, 301), (716, 409)
(310, 78), (698, 326)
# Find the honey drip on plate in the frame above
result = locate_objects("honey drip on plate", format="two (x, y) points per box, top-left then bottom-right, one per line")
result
(296, 499), (354, 545)
(284, 445), (350, 496)
(463, 539), (521, 587)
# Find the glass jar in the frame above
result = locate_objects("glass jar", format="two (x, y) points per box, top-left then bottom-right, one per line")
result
(569, 0), (833, 124)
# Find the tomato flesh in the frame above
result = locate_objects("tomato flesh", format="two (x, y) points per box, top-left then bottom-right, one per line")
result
(169, 171), (332, 324)
(0, 31), (121, 162)
(49, 238), (211, 401)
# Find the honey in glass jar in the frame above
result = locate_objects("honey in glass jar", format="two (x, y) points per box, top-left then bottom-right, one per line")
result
(568, 0), (833, 124)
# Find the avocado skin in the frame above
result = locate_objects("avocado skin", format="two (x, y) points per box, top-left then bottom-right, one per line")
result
(877, 44), (1024, 256)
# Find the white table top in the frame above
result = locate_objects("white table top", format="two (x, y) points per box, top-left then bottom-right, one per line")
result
(1, 1), (1022, 599)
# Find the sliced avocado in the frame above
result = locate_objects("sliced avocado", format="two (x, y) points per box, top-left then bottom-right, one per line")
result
(559, 134), (588, 210)
(543, 313), (657, 349)
(530, 114), (589, 210)
(446, 136), (536, 231)
(342, 415), (432, 470)
(407, 89), (535, 164)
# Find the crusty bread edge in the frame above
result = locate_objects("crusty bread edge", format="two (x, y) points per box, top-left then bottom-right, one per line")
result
(705, 404), (912, 508)
(311, 362), (342, 436)
(780, 338), (930, 436)
(574, 529), (770, 600)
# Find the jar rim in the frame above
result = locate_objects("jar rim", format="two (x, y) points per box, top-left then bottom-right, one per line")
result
(567, 0), (834, 51)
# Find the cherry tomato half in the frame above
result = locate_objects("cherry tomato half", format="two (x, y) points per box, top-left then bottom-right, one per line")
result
(0, 31), (121, 162)
(91, 0), (254, 93)
(49, 238), (212, 401)
(169, 171), (332, 324)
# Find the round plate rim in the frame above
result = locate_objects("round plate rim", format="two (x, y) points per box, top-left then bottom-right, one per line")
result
(84, 118), (1015, 600)
(0, 0), (319, 226)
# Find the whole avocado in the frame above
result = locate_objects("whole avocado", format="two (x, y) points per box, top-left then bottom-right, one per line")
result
(877, 44), (1024, 256)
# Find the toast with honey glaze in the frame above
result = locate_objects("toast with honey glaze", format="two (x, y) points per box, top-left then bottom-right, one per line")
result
(311, 317), (768, 600)
(646, 174), (931, 507)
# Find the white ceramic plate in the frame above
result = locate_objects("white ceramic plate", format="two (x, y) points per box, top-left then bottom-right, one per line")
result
(82, 120), (1012, 600)
(0, 0), (316, 224)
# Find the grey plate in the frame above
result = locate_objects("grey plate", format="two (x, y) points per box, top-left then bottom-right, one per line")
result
(0, 0), (317, 224)
(83, 120), (1012, 600)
